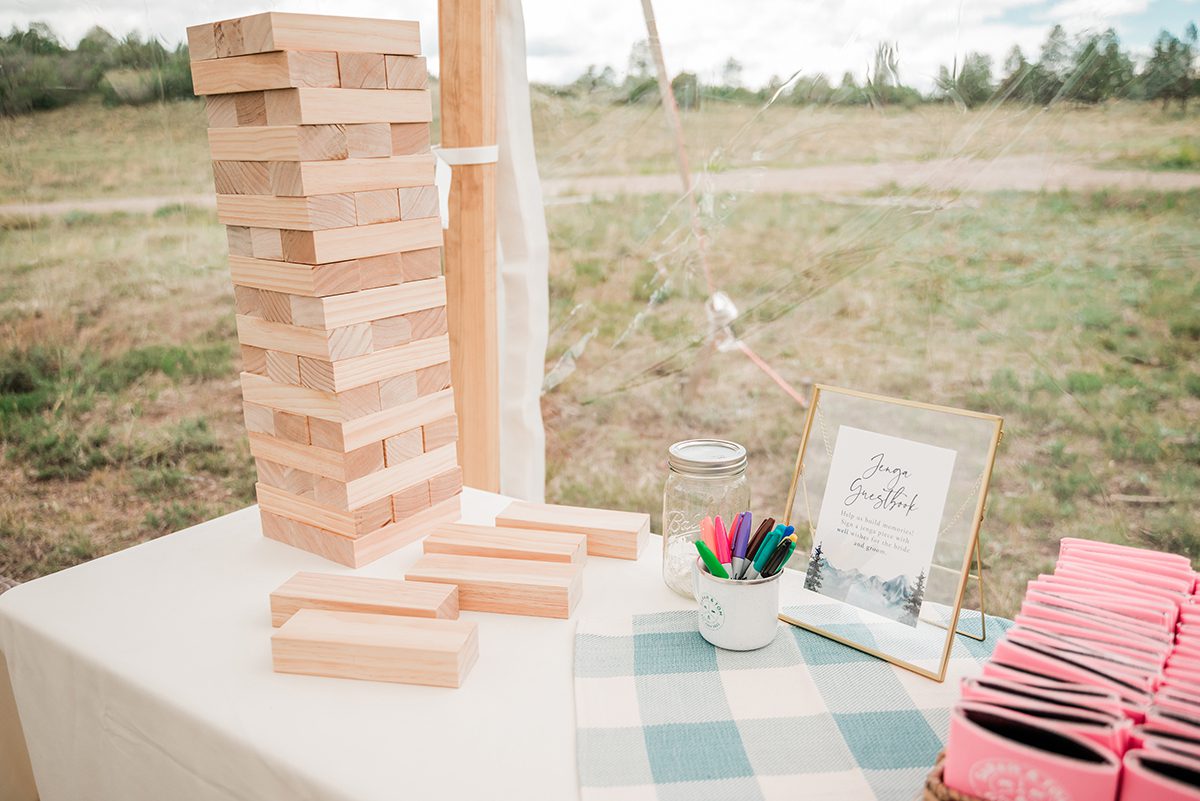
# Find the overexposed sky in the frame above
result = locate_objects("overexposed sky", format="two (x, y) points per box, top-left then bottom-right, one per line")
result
(1, 0), (1194, 90)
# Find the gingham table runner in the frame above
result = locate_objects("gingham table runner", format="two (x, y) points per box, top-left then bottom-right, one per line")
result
(574, 608), (1011, 801)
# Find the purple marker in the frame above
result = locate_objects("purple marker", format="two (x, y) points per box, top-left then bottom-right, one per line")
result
(731, 511), (753, 578)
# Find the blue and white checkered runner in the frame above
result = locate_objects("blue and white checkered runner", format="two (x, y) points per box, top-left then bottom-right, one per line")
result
(574, 608), (1011, 801)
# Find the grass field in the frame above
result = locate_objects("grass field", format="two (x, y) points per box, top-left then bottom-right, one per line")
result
(1, 96), (1197, 616)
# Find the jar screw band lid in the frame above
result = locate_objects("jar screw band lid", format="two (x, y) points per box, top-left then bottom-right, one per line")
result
(667, 439), (748, 477)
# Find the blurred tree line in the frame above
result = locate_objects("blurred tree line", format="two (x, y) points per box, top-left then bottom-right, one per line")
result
(0, 23), (192, 115)
(554, 22), (1198, 112)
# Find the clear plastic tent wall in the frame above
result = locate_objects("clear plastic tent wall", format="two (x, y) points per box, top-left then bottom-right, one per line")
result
(531, 5), (1200, 617)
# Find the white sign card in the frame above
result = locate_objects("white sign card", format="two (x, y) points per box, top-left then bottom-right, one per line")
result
(803, 425), (958, 628)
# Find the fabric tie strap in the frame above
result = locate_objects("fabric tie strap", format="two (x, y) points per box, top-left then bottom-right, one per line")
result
(432, 145), (500, 228)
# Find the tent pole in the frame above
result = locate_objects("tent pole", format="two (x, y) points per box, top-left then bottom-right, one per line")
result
(439, 0), (500, 491)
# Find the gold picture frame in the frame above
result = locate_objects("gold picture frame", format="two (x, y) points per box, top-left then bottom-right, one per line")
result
(780, 384), (1003, 682)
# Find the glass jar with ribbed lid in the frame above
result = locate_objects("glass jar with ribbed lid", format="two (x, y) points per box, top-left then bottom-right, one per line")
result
(662, 439), (750, 597)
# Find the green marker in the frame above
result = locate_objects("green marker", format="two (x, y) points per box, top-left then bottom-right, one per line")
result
(694, 540), (730, 579)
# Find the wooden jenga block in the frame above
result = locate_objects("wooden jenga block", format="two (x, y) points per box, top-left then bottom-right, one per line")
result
(257, 483), (391, 536)
(288, 277), (446, 329)
(234, 92), (268, 126)
(212, 161), (270, 194)
(191, 14), (421, 61)
(281, 217), (442, 265)
(384, 55), (428, 90)
(264, 351), (301, 384)
(230, 254), (361, 297)
(236, 316), (374, 361)
(256, 458), (317, 498)
(407, 306), (447, 340)
(261, 493), (461, 568)
(297, 335), (450, 392)
(424, 524), (587, 565)
(416, 362), (451, 396)
(422, 414), (457, 451)
(272, 410), (309, 444)
(249, 228), (284, 260)
(338, 52), (387, 89)
(271, 609), (477, 688)
(269, 571), (459, 627)
(205, 95), (238, 127)
(304, 389), (454, 452)
(233, 285), (262, 316)
(264, 88), (432, 126)
(392, 481), (430, 520)
(354, 189), (400, 225)
(257, 290), (293, 323)
(242, 373), (383, 422)
(310, 443), (457, 510)
(248, 431), (383, 482)
(372, 316), (412, 349)
(191, 50), (339, 95)
(227, 226), (254, 256)
(216, 193), (358, 230)
(241, 344), (268, 375)
(358, 253), (405, 289)
(406, 554), (584, 619)
(402, 247), (441, 280)
(391, 123), (432, 155)
(345, 124), (392, 158)
(242, 402), (275, 435)
(383, 428), (423, 466)
(379, 373), (418, 407)
(495, 502), (651, 561)
(429, 467), (463, 505)
(398, 186), (437, 220)
(207, 125), (349, 161)
(268, 154), (435, 196)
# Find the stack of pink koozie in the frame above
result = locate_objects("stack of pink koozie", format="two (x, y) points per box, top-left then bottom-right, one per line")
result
(942, 537), (1200, 801)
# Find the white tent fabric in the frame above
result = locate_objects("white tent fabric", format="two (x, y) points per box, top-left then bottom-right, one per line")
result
(493, 0), (549, 502)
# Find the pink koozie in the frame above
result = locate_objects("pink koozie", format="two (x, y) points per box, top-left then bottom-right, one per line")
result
(1120, 749), (1200, 801)
(945, 702), (1120, 801)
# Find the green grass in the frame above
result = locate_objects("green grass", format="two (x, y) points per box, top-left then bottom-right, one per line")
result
(1105, 137), (1200, 172)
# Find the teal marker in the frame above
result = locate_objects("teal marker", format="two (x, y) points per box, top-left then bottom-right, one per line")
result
(743, 529), (782, 580)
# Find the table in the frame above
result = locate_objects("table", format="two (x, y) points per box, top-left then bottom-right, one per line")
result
(0, 489), (700, 801)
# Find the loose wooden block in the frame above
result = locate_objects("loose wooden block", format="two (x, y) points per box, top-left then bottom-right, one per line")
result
(391, 123), (432, 155)
(297, 335), (450, 393)
(268, 154), (435, 196)
(406, 554), (584, 619)
(288, 277), (446, 329)
(270, 571), (458, 627)
(191, 50), (339, 95)
(271, 609), (477, 688)
(495, 501), (651, 560)
(354, 189), (400, 225)
(196, 13), (421, 61)
(207, 125), (348, 162)
(425, 524), (587, 565)
(402, 247), (441, 280)
(384, 428), (423, 466)
(385, 55), (428, 89)
(264, 88), (433, 126)
(262, 492), (461, 567)
(241, 372), (382, 422)
(338, 52), (387, 89)
(281, 216), (442, 266)
(345, 124), (392, 158)
(217, 193), (358, 231)
(398, 185), (438, 220)
(422, 414), (457, 451)
(212, 161), (270, 194)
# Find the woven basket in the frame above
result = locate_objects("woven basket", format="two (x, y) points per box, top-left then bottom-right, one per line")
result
(924, 753), (985, 801)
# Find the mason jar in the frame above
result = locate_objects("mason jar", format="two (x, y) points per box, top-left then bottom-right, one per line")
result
(662, 439), (750, 597)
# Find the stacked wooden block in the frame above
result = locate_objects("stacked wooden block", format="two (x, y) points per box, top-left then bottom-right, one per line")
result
(188, 13), (462, 567)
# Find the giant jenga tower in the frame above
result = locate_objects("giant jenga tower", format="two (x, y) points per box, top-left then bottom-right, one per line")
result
(187, 13), (463, 567)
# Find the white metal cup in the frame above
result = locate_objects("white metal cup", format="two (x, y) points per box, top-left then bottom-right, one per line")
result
(692, 557), (782, 651)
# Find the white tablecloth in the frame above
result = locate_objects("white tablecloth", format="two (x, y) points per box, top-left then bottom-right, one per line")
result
(0, 489), (699, 801)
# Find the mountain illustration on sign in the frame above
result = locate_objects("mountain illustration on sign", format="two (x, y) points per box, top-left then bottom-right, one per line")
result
(805, 550), (926, 627)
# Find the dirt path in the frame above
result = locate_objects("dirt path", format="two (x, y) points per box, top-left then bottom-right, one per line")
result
(1, 154), (1197, 217)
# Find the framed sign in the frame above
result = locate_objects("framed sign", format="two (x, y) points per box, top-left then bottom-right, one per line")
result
(781, 385), (1003, 682)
